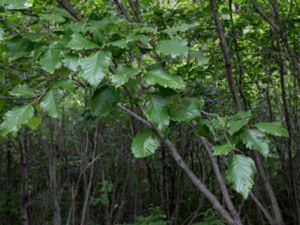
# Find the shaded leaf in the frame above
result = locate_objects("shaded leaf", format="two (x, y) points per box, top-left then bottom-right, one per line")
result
(227, 111), (251, 136)
(144, 95), (170, 130)
(226, 155), (256, 199)
(27, 117), (42, 130)
(90, 86), (118, 116)
(6, 37), (33, 61)
(170, 97), (203, 122)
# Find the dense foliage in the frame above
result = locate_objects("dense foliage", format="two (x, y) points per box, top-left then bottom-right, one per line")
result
(0, 0), (299, 225)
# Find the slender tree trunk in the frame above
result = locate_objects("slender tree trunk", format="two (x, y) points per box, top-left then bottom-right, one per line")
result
(210, 1), (284, 224)
(20, 131), (29, 225)
(4, 141), (12, 225)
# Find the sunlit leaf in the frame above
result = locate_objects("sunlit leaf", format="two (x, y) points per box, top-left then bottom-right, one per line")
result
(1, 104), (34, 136)
(40, 89), (63, 118)
(144, 68), (185, 90)
(79, 51), (112, 86)
(111, 66), (139, 88)
(9, 84), (35, 98)
(40, 49), (62, 74)
(255, 122), (289, 137)
(240, 129), (270, 156)
(156, 39), (188, 58)
(67, 33), (98, 50)
(131, 130), (160, 158)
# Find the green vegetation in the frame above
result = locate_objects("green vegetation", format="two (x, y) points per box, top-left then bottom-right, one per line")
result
(0, 0), (299, 225)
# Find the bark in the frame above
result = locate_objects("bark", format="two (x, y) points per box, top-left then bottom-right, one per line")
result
(117, 104), (242, 225)
(209, 0), (242, 111)
(210, 1), (285, 224)
(80, 127), (99, 225)
(200, 137), (242, 224)
(20, 132), (29, 225)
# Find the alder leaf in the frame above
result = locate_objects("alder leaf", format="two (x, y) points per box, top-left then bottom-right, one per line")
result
(240, 129), (270, 156)
(9, 84), (35, 98)
(40, 89), (63, 118)
(144, 68), (185, 90)
(111, 66), (139, 88)
(226, 155), (256, 199)
(144, 95), (170, 130)
(1, 104), (34, 136)
(212, 144), (233, 156)
(131, 130), (160, 158)
(255, 122), (289, 137)
(40, 49), (62, 74)
(156, 39), (189, 58)
(79, 51), (112, 86)
(90, 86), (118, 116)
(169, 97), (203, 122)
(227, 111), (251, 136)
(67, 33), (98, 50)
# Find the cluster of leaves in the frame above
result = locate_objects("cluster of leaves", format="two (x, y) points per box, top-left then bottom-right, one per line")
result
(0, 0), (289, 202)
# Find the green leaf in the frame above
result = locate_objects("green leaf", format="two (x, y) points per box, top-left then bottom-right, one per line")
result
(131, 130), (160, 158)
(255, 122), (289, 137)
(1, 104), (34, 136)
(9, 84), (35, 97)
(240, 129), (270, 156)
(40, 13), (65, 23)
(0, 28), (4, 41)
(67, 33), (98, 50)
(53, 80), (77, 93)
(40, 49), (62, 74)
(90, 86), (118, 116)
(6, 37), (33, 61)
(27, 117), (42, 130)
(144, 95), (170, 130)
(156, 39), (188, 58)
(1, 0), (32, 9)
(111, 66), (139, 88)
(127, 34), (151, 43)
(162, 22), (199, 36)
(189, 51), (208, 65)
(63, 54), (79, 72)
(79, 51), (112, 86)
(227, 111), (251, 135)
(226, 155), (256, 199)
(212, 144), (233, 156)
(40, 89), (63, 118)
(144, 68), (185, 90)
(170, 97), (203, 122)
(108, 40), (128, 48)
